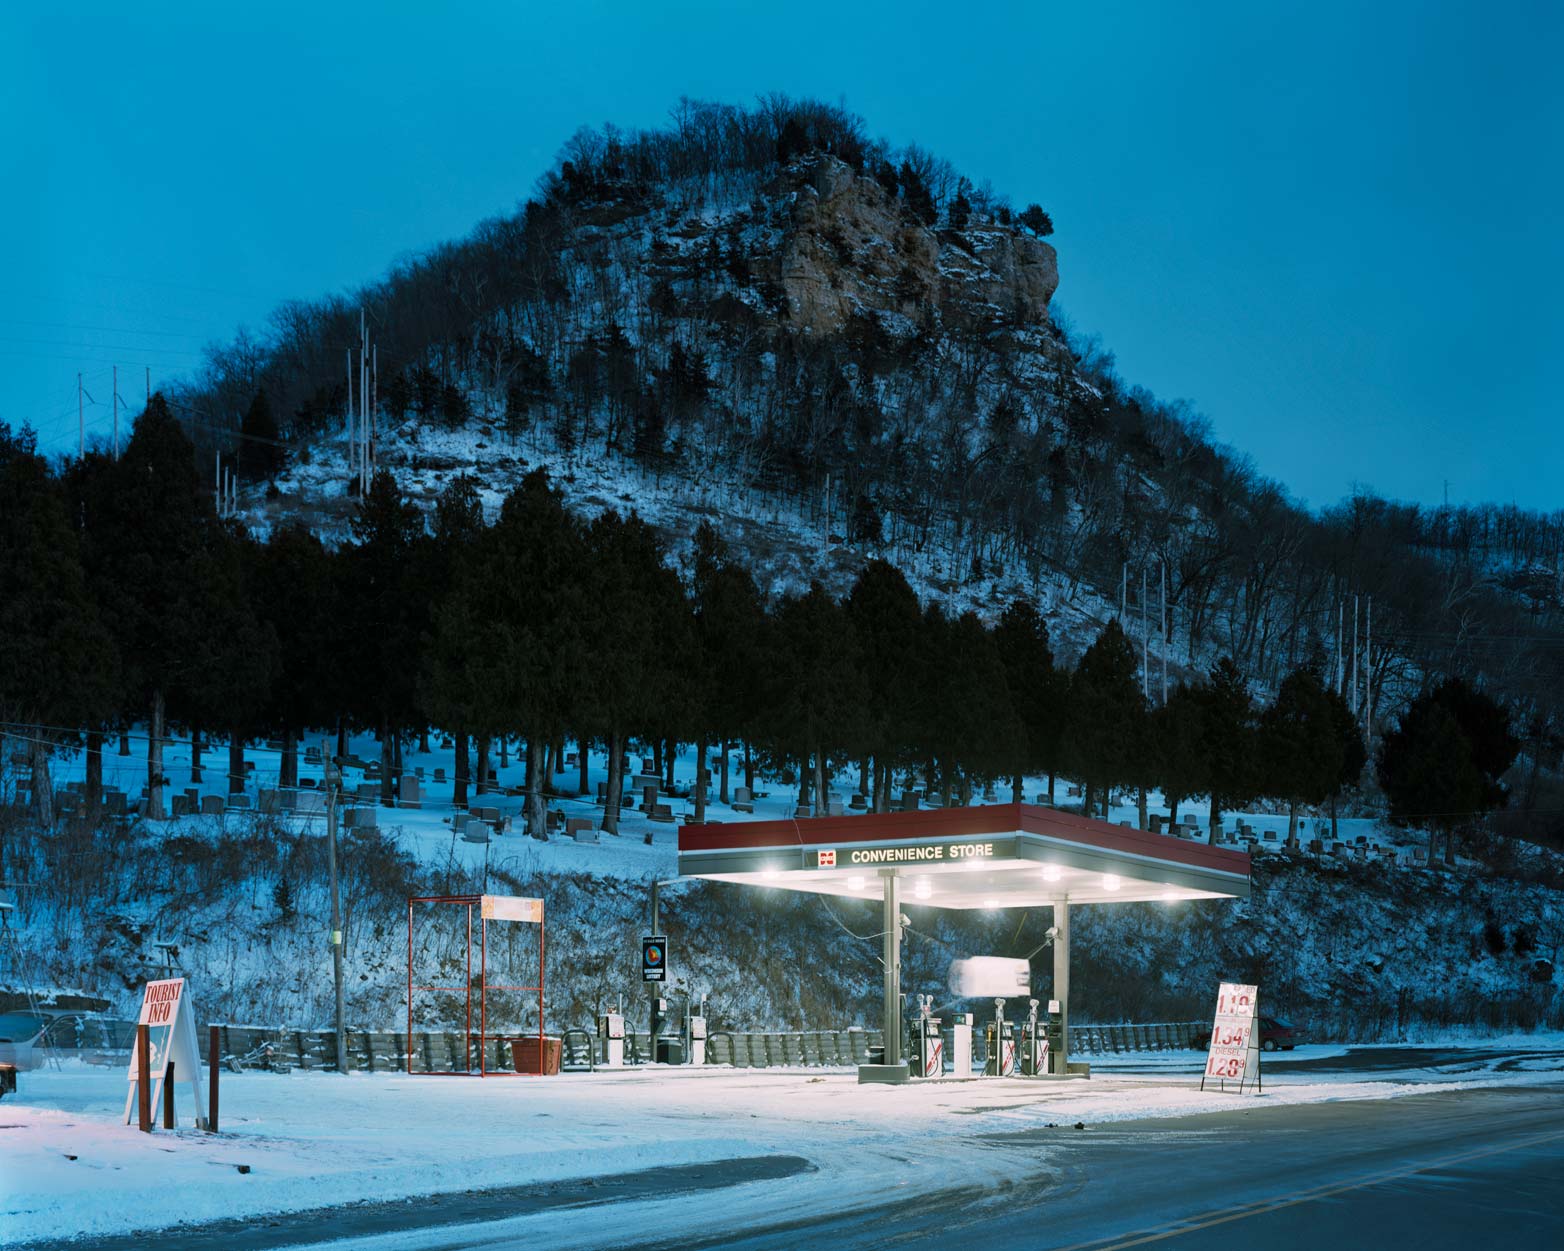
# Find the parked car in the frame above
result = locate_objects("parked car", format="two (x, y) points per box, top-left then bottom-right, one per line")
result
(0, 1012), (52, 1098)
(1191, 1016), (1300, 1052)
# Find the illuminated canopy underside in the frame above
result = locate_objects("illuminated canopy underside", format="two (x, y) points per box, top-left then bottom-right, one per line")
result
(678, 803), (1250, 908)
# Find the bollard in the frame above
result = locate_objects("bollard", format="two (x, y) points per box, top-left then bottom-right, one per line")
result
(163, 1061), (176, 1129)
(137, 1023), (152, 1133)
(209, 1025), (220, 1133)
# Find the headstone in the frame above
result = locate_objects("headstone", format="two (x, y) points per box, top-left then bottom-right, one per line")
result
(434, 768), (447, 783)
(849, 794), (867, 810)
(295, 790), (325, 814)
(733, 786), (753, 813)
(171, 795), (194, 817)
(279, 789), (297, 811)
(226, 794), (251, 811)
(399, 774), (422, 810)
(200, 795), (225, 816)
(103, 791), (127, 817)
(452, 813), (470, 835)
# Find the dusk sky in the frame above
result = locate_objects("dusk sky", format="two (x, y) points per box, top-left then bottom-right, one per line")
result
(5, 0), (1559, 511)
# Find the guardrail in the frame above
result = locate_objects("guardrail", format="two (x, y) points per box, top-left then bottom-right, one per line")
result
(47, 1019), (1202, 1073)
(1069, 1022), (1204, 1053)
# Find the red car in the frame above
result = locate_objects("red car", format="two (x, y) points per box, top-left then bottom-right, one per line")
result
(1192, 1017), (1299, 1052)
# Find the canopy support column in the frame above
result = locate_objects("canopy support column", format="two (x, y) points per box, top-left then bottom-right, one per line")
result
(881, 869), (901, 1067)
(1053, 895), (1070, 1074)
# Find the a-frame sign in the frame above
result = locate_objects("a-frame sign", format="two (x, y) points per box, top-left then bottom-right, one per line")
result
(1200, 980), (1262, 1095)
(124, 977), (208, 1129)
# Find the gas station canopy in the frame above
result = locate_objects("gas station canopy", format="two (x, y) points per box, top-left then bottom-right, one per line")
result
(678, 803), (1251, 907)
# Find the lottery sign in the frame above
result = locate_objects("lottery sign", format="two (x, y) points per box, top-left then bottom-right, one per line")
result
(1201, 981), (1261, 1093)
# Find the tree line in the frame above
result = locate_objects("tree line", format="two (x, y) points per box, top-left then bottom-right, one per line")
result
(0, 403), (1522, 860)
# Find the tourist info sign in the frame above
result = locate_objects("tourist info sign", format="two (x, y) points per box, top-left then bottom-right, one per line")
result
(124, 977), (208, 1128)
(1200, 981), (1262, 1094)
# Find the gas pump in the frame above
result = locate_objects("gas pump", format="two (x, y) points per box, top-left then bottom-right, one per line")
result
(909, 994), (943, 1079)
(1045, 999), (1064, 1074)
(983, 998), (1017, 1076)
(1020, 999), (1049, 1076)
(688, 995), (707, 1066)
(950, 1012), (974, 1077)
(598, 1009), (625, 1068)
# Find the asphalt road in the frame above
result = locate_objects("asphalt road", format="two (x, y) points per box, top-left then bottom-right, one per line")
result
(34, 1081), (1564, 1251)
(639, 1084), (1564, 1251)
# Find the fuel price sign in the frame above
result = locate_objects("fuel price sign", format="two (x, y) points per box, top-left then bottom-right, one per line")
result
(1201, 981), (1261, 1093)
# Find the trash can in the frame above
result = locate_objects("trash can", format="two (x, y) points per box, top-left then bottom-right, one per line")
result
(510, 1036), (562, 1075)
(867, 1045), (885, 1066)
(654, 1037), (685, 1065)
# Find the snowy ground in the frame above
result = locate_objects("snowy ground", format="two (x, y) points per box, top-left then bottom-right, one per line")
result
(25, 726), (1407, 894)
(5, 1049), (1562, 1246)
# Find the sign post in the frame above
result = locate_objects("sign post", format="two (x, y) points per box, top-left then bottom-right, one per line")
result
(125, 978), (207, 1129)
(1200, 981), (1261, 1095)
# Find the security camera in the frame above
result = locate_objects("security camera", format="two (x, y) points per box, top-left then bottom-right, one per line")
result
(1044, 925), (1060, 943)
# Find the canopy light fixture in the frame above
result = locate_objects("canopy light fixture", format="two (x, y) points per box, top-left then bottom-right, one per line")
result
(761, 867), (780, 881)
(982, 898), (1000, 910)
(847, 875), (866, 891)
(1040, 864), (1063, 883)
(913, 878), (933, 900)
(1102, 874), (1122, 891)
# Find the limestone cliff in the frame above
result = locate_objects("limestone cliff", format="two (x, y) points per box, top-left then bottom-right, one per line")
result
(769, 155), (1058, 336)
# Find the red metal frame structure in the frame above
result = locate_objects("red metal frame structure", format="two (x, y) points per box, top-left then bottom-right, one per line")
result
(406, 893), (545, 1076)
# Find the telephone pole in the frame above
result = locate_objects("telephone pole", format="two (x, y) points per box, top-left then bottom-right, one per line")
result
(78, 373), (83, 458)
(112, 365), (119, 458)
(1140, 565), (1148, 699)
(325, 742), (347, 1074)
(1159, 562), (1168, 705)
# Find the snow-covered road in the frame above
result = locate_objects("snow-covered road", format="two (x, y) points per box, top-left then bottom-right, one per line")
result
(6, 1047), (1563, 1247)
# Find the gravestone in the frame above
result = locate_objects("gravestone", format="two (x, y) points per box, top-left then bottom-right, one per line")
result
(200, 795), (225, 816)
(399, 775), (422, 810)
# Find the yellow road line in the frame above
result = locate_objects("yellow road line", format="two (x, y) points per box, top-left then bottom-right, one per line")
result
(1055, 1126), (1564, 1250)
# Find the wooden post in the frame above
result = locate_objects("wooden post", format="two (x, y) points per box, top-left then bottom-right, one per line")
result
(163, 1061), (176, 1129)
(137, 1023), (152, 1132)
(209, 1025), (220, 1133)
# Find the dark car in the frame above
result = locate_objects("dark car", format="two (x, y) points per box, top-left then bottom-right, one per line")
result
(1191, 1016), (1300, 1052)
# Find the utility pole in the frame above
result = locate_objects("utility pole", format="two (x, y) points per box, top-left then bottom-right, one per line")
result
(78, 373), (83, 458)
(1364, 597), (1373, 733)
(214, 451), (222, 516)
(1350, 594), (1359, 715)
(346, 348), (354, 475)
(1160, 562), (1168, 705)
(1140, 565), (1148, 699)
(112, 365), (119, 458)
(145, 366), (150, 405)
(649, 880), (661, 1056)
(325, 741), (347, 1074)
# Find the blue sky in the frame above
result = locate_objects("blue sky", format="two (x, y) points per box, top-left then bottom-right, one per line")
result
(5, 0), (1559, 510)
